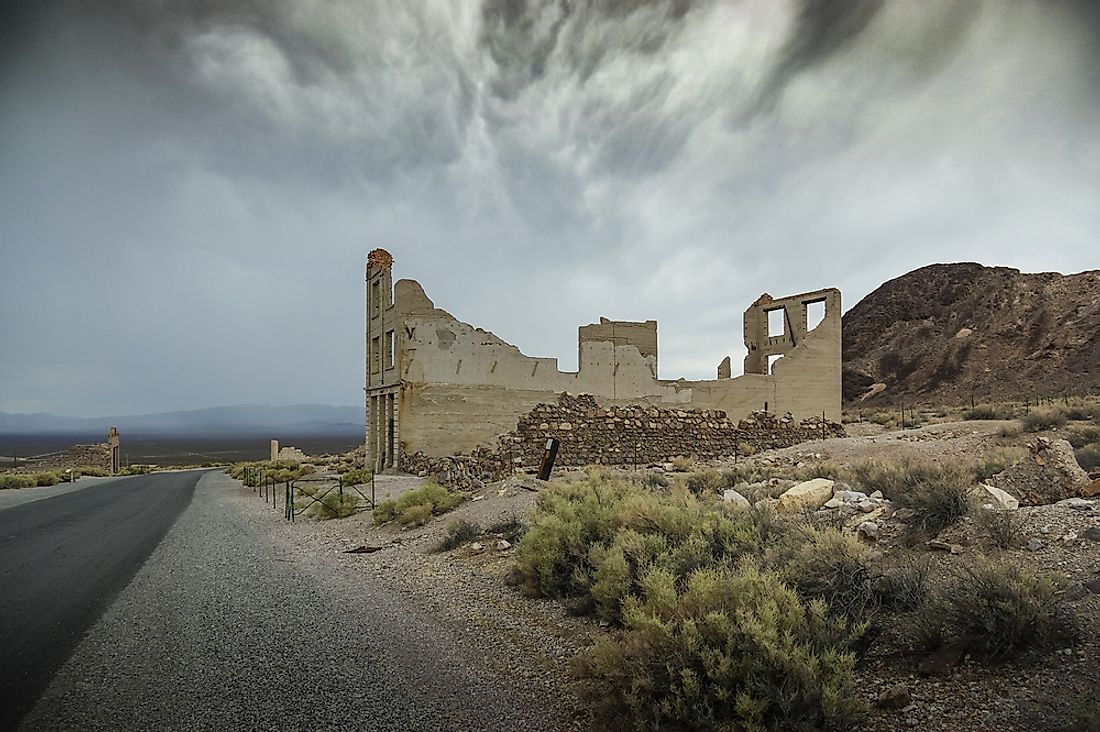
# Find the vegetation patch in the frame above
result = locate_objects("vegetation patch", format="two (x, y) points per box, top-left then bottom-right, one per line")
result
(372, 482), (462, 527)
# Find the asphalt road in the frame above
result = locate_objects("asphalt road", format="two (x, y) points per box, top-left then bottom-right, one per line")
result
(15, 472), (567, 732)
(0, 472), (200, 730)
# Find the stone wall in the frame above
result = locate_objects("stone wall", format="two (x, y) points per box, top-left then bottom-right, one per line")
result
(401, 393), (842, 491)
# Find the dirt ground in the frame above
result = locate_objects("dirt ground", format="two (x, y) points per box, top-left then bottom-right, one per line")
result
(235, 420), (1099, 732)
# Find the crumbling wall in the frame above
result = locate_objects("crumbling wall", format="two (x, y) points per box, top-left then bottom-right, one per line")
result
(401, 393), (842, 491)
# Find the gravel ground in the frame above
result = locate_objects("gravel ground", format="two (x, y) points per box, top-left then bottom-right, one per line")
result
(19, 472), (582, 731)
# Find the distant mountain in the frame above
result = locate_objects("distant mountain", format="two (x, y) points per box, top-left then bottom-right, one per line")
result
(0, 404), (363, 436)
(842, 263), (1100, 405)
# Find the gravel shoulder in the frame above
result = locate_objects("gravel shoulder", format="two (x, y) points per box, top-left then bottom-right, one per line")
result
(20, 471), (586, 732)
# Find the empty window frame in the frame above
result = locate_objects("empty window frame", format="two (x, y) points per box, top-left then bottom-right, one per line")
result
(385, 330), (395, 369)
(767, 308), (785, 337)
(371, 279), (382, 317)
(371, 336), (381, 374)
(767, 354), (783, 374)
(805, 299), (826, 331)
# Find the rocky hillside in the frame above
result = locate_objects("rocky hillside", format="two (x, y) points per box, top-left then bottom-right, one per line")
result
(843, 263), (1100, 405)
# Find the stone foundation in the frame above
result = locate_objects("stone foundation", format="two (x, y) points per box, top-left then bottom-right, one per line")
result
(401, 393), (842, 491)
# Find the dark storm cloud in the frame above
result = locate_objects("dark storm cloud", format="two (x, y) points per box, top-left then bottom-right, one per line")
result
(1, 0), (1098, 416)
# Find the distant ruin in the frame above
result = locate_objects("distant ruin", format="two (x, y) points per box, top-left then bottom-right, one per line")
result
(364, 249), (841, 473)
(270, 439), (307, 462)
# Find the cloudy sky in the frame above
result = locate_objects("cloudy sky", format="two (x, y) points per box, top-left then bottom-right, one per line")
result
(1, 0), (1098, 417)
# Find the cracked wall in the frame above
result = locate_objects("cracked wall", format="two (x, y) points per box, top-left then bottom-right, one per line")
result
(365, 249), (841, 467)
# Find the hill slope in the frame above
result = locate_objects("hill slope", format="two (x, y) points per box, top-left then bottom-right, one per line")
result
(842, 263), (1100, 405)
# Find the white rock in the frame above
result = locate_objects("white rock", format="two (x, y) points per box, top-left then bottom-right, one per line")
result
(833, 489), (867, 502)
(858, 500), (877, 513)
(858, 521), (879, 540)
(1057, 497), (1094, 510)
(497, 539), (512, 550)
(722, 489), (751, 509)
(869, 490), (883, 500)
(777, 479), (835, 513)
(823, 497), (842, 509)
(981, 484), (1019, 510)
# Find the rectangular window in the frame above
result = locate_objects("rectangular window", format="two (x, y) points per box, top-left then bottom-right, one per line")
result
(371, 336), (381, 374)
(372, 280), (381, 317)
(767, 308), (784, 337)
(385, 330), (395, 369)
(805, 299), (826, 331)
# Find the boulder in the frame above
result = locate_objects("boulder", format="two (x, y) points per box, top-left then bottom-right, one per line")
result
(777, 479), (835, 513)
(722, 489), (751, 509)
(877, 684), (912, 710)
(1082, 479), (1100, 498)
(992, 438), (1089, 505)
(981, 484), (1020, 510)
(858, 521), (879, 541)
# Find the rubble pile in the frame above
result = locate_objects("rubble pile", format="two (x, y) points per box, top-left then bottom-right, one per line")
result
(991, 436), (1091, 505)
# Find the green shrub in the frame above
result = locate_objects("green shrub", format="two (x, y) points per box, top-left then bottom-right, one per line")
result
(75, 465), (108, 477)
(0, 474), (36, 489)
(641, 471), (669, 490)
(372, 481), (462, 526)
(965, 404), (1016, 420)
(768, 527), (878, 623)
(682, 469), (727, 496)
(848, 458), (973, 539)
(573, 561), (867, 732)
(997, 422), (1023, 438)
(916, 559), (1066, 660)
(304, 489), (360, 520)
(121, 464), (154, 476)
(399, 502), (434, 526)
(876, 557), (932, 611)
(670, 456), (694, 472)
(34, 472), (61, 486)
(436, 519), (482, 551)
(1066, 426), (1100, 449)
(484, 516), (527, 543)
(1022, 409), (1068, 432)
(340, 467), (372, 487)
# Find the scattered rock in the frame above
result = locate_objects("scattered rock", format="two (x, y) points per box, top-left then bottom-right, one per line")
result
(502, 567), (523, 587)
(503, 477), (549, 493)
(469, 542), (484, 551)
(877, 683), (912, 710)
(928, 540), (964, 554)
(1027, 538), (1045, 552)
(1080, 526), (1100, 542)
(858, 521), (879, 541)
(1082, 479), (1100, 498)
(1057, 498), (1094, 510)
(869, 490), (883, 500)
(777, 478), (835, 513)
(722, 489), (751, 509)
(1058, 583), (1088, 602)
(497, 539), (512, 551)
(1086, 578), (1100, 595)
(981, 483), (1020, 510)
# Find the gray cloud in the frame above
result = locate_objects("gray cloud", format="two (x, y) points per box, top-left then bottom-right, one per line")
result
(1, 0), (1098, 416)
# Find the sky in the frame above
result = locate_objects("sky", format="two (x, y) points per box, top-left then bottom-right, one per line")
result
(1, 0), (1098, 417)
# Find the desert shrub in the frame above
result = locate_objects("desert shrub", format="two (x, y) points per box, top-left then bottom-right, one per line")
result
(573, 561), (867, 732)
(1063, 403), (1100, 422)
(998, 422), (1023, 438)
(399, 502), (434, 526)
(641, 471), (668, 490)
(916, 559), (1066, 660)
(976, 509), (1030, 549)
(76, 465), (108, 477)
(972, 447), (1026, 482)
(0, 474), (36, 489)
(513, 472), (766, 622)
(484, 516), (527, 543)
(682, 469), (727, 496)
(372, 481), (462, 526)
(1075, 444), (1100, 472)
(34, 472), (61, 486)
(339, 467), (372, 487)
(964, 404), (1016, 420)
(436, 519), (481, 551)
(1066, 426), (1100, 449)
(876, 557), (932, 610)
(848, 458), (973, 539)
(670, 456), (694, 472)
(121, 464), (154, 476)
(1022, 409), (1068, 433)
(304, 488), (360, 520)
(228, 459), (314, 486)
(737, 441), (757, 456)
(767, 527), (878, 623)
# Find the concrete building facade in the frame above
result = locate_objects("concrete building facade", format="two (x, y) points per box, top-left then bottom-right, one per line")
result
(365, 249), (841, 470)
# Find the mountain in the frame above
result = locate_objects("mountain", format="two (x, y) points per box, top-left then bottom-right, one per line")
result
(842, 263), (1100, 405)
(0, 404), (362, 436)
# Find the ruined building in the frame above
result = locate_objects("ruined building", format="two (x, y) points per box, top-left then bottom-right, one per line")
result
(365, 249), (841, 472)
